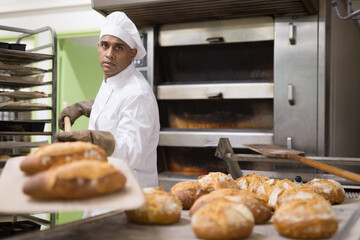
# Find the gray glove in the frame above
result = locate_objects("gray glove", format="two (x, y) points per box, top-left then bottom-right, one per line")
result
(55, 130), (115, 156)
(58, 99), (94, 130)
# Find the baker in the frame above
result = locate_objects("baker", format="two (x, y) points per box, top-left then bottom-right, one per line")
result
(56, 12), (160, 190)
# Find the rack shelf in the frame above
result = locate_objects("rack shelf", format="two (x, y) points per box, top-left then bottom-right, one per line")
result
(0, 25), (57, 157)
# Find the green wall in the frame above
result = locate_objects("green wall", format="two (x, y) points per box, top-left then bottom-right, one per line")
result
(57, 36), (103, 131)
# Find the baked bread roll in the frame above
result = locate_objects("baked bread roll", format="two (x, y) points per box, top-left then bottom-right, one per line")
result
(170, 181), (210, 210)
(266, 179), (297, 209)
(190, 188), (272, 224)
(236, 173), (270, 191)
(125, 187), (182, 224)
(191, 199), (254, 240)
(273, 199), (338, 239)
(197, 172), (238, 191)
(20, 142), (107, 174)
(304, 178), (345, 204)
(276, 186), (326, 209)
(23, 160), (126, 199)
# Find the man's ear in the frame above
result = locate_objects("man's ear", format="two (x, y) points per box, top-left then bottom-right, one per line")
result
(131, 49), (137, 61)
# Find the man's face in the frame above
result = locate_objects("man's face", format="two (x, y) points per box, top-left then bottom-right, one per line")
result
(98, 35), (137, 80)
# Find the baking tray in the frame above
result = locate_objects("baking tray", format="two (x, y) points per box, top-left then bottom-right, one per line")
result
(0, 157), (145, 214)
(0, 63), (48, 76)
(0, 48), (53, 65)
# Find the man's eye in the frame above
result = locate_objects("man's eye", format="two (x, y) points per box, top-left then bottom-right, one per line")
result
(116, 45), (123, 50)
(101, 43), (108, 48)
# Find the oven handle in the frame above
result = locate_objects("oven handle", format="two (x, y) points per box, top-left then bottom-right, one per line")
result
(206, 37), (224, 43)
(206, 92), (223, 99)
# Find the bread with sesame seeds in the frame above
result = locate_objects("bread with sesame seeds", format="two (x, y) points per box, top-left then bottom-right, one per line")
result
(20, 142), (107, 175)
(23, 160), (126, 199)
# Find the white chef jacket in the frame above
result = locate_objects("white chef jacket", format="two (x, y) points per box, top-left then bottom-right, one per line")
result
(82, 63), (159, 218)
(89, 62), (160, 188)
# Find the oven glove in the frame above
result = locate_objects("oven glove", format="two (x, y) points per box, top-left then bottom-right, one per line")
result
(55, 130), (115, 156)
(58, 99), (94, 130)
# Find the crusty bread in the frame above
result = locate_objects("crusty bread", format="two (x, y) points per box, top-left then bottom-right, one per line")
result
(23, 160), (126, 199)
(197, 172), (238, 191)
(236, 173), (270, 191)
(170, 181), (210, 210)
(276, 186), (326, 209)
(191, 199), (254, 240)
(273, 198), (338, 239)
(304, 178), (345, 204)
(125, 187), (182, 224)
(265, 179), (297, 209)
(190, 188), (272, 224)
(20, 142), (107, 175)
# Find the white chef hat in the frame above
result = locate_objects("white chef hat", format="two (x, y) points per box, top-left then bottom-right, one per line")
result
(100, 12), (146, 60)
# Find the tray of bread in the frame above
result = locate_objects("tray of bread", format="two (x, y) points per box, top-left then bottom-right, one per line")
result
(116, 172), (360, 240)
(0, 142), (145, 214)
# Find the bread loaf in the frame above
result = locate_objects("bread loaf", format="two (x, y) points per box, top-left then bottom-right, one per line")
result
(191, 199), (254, 240)
(170, 181), (209, 210)
(125, 187), (182, 224)
(23, 160), (126, 199)
(273, 198), (338, 239)
(197, 172), (238, 191)
(304, 178), (345, 204)
(20, 142), (107, 174)
(276, 186), (325, 209)
(190, 188), (272, 224)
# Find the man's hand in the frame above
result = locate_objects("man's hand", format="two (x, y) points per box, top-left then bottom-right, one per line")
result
(55, 130), (115, 156)
(58, 100), (94, 130)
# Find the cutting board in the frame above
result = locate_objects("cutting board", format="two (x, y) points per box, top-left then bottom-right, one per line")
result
(0, 157), (145, 214)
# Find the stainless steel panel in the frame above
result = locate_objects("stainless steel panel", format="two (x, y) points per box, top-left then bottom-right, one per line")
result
(159, 17), (274, 46)
(274, 15), (319, 155)
(157, 83), (274, 100)
(92, 0), (318, 26)
(159, 130), (273, 148)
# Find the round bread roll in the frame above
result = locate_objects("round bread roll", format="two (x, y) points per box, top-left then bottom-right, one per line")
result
(197, 172), (238, 191)
(170, 181), (210, 210)
(276, 186), (326, 209)
(125, 187), (182, 224)
(273, 198), (338, 239)
(190, 188), (272, 224)
(236, 173), (270, 191)
(191, 199), (254, 240)
(266, 179), (297, 209)
(304, 178), (345, 204)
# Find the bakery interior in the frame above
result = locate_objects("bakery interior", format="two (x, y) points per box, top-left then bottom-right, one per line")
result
(0, 0), (360, 239)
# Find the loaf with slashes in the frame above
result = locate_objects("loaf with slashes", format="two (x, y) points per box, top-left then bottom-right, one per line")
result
(20, 142), (107, 174)
(23, 160), (126, 199)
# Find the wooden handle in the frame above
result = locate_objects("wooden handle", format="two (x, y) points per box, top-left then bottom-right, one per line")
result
(64, 116), (71, 132)
(289, 154), (360, 184)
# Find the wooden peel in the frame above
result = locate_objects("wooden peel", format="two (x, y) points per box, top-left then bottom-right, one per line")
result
(64, 116), (71, 132)
(245, 144), (360, 184)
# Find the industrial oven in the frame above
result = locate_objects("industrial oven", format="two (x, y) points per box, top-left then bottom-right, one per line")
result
(92, 0), (360, 192)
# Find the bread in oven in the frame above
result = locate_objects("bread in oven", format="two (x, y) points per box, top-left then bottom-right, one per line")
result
(197, 172), (238, 191)
(23, 160), (126, 199)
(20, 142), (107, 175)
(170, 181), (210, 210)
(190, 188), (272, 224)
(191, 199), (254, 240)
(273, 198), (338, 239)
(125, 187), (182, 224)
(236, 173), (270, 191)
(304, 178), (345, 204)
